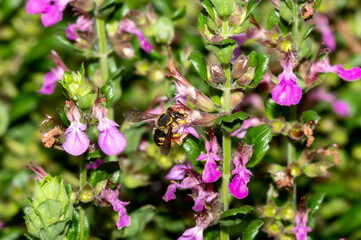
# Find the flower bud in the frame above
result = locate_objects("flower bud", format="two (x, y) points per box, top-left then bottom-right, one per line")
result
(24, 175), (73, 239)
(154, 16), (174, 44)
(280, 202), (295, 220)
(277, 34), (293, 53)
(230, 91), (244, 109)
(232, 56), (249, 79)
(288, 122), (304, 141)
(263, 220), (282, 237)
(79, 183), (95, 203)
(114, 43), (135, 59)
(236, 67), (255, 86)
(209, 64), (226, 83)
(230, 5), (244, 26)
(61, 70), (92, 101)
(71, 190), (79, 204)
(270, 118), (286, 134)
(259, 200), (278, 218)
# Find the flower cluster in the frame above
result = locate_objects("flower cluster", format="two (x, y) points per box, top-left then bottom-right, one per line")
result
(163, 160), (221, 239)
(60, 98), (126, 156)
(228, 143), (253, 199)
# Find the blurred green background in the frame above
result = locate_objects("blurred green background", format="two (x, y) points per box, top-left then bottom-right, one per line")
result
(1, 0), (361, 239)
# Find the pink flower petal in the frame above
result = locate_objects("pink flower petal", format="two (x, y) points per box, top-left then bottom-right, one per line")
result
(62, 125), (90, 156)
(98, 125), (127, 156)
(41, 6), (63, 27)
(228, 174), (249, 199)
(162, 183), (178, 202)
(332, 100), (350, 118)
(331, 65), (361, 81)
(26, 0), (47, 14)
(165, 164), (187, 180)
(202, 160), (221, 183)
(65, 24), (77, 40)
(178, 226), (203, 240)
(272, 79), (302, 106)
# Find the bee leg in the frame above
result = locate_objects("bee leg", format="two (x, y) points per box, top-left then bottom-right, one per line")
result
(172, 133), (181, 138)
(176, 120), (188, 124)
(174, 139), (183, 145)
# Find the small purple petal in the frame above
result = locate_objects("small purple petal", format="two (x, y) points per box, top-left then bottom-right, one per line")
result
(330, 65), (361, 81)
(98, 124), (127, 156)
(178, 226), (204, 240)
(229, 33), (247, 62)
(179, 176), (198, 189)
(228, 174), (249, 199)
(165, 164), (187, 180)
(26, 0), (47, 14)
(39, 71), (58, 95)
(192, 197), (205, 212)
(332, 100), (350, 117)
(195, 154), (208, 161)
(162, 183), (178, 202)
(202, 160), (221, 183)
(65, 24), (77, 40)
(86, 158), (103, 170)
(63, 124), (90, 156)
(272, 79), (302, 106)
(183, 126), (199, 139)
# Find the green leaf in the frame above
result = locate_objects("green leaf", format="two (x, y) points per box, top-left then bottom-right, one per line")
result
(86, 150), (102, 160)
(78, 93), (97, 110)
(171, 6), (186, 21)
(248, 51), (269, 88)
(302, 25), (316, 41)
(122, 205), (155, 237)
(215, 111), (248, 133)
(205, 39), (237, 64)
(67, 209), (89, 240)
(214, 111), (248, 125)
(202, 0), (215, 20)
(280, 1), (293, 24)
(267, 10), (292, 35)
(210, 0), (235, 18)
(244, 220), (264, 240)
(89, 162), (122, 188)
(221, 205), (254, 218)
(182, 138), (203, 173)
(245, 125), (273, 167)
(246, 0), (260, 19)
(308, 193), (326, 217)
(100, 84), (114, 108)
(154, 215), (185, 232)
(188, 52), (209, 82)
(198, 10), (208, 35)
(0, 102), (9, 137)
(302, 110), (321, 123)
(299, 37), (312, 58)
(204, 225), (220, 240)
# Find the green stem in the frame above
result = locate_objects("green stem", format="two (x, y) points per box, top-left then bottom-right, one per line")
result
(287, 105), (297, 207)
(292, 0), (299, 48)
(220, 63), (232, 240)
(95, 17), (109, 86)
(79, 157), (87, 240)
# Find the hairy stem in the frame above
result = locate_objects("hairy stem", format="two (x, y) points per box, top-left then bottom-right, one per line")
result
(288, 105), (297, 207)
(95, 17), (109, 86)
(79, 157), (87, 240)
(220, 63), (232, 240)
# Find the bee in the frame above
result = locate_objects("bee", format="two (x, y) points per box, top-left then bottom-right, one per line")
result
(123, 106), (189, 155)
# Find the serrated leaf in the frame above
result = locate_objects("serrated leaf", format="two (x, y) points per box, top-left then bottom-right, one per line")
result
(122, 205), (155, 237)
(205, 39), (237, 64)
(220, 218), (242, 227)
(244, 219), (264, 240)
(172, 6), (186, 21)
(214, 111), (248, 125)
(302, 110), (321, 123)
(182, 138), (203, 173)
(248, 51), (269, 88)
(280, 1), (293, 24)
(89, 162), (122, 187)
(267, 10), (292, 35)
(188, 52), (209, 82)
(210, 0), (235, 18)
(245, 125), (273, 167)
(308, 193), (325, 217)
(221, 205), (254, 218)
(202, 0), (215, 20)
(66, 209), (89, 240)
(198, 10), (208, 35)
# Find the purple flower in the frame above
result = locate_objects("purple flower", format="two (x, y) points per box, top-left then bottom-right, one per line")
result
(196, 131), (221, 183)
(307, 88), (351, 118)
(65, 15), (94, 41)
(272, 55), (302, 106)
(332, 100), (350, 118)
(26, 0), (73, 27)
(86, 158), (103, 170)
(117, 18), (153, 53)
(178, 226), (204, 240)
(292, 208), (311, 240)
(315, 14), (336, 51)
(228, 144), (253, 199)
(162, 183), (178, 202)
(229, 33), (248, 62)
(101, 186), (131, 230)
(39, 50), (68, 95)
(192, 187), (219, 212)
(62, 101), (90, 156)
(307, 52), (361, 85)
(231, 117), (263, 139)
(93, 100), (127, 156)
(165, 164), (188, 180)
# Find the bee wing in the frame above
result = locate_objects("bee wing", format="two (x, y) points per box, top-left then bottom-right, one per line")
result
(122, 109), (159, 123)
(160, 128), (172, 156)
